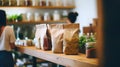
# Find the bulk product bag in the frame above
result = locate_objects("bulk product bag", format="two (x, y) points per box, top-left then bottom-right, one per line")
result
(46, 25), (52, 50)
(34, 25), (41, 49)
(39, 24), (52, 50)
(48, 24), (64, 53)
(63, 24), (80, 55)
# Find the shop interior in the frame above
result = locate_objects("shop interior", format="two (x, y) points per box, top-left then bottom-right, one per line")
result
(0, 0), (99, 67)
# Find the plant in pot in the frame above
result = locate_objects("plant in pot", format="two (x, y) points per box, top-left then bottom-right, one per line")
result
(86, 35), (96, 58)
(79, 33), (96, 54)
(86, 42), (96, 58)
(7, 14), (22, 22)
(79, 34), (87, 54)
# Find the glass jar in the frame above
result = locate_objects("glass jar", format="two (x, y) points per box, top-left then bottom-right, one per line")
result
(53, 10), (60, 21)
(16, 0), (20, 6)
(34, 12), (42, 22)
(39, 0), (46, 6)
(68, 0), (75, 6)
(62, 10), (68, 20)
(86, 42), (96, 58)
(16, 0), (24, 6)
(9, 0), (17, 6)
(21, 13), (27, 22)
(32, 0), (38, 6)
(24, 0), (32, 6)
(0, 0), (3, 6)
(55, 0), (62, 6)
(51, 0), (55, 6)
(17, 0), (24, 6)
(44, 12), (50, 21)
(27, 12), (34, 21)
(3, 0), (9, 6)
(62, 0), (68, 6)
(46, 0), (51, 6)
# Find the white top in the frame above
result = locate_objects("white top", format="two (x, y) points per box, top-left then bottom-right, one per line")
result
(0, 26), (16, 51)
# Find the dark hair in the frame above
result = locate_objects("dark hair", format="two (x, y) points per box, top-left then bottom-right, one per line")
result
(67, 12), (78, 23)
(0, 10), (6, 27)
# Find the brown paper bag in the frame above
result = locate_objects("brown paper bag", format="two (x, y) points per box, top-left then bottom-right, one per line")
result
(34, 25), (41, 49)
(36, 24), (51, 50)
(63, 24), (80, 55)
(48, 24), (64, 53)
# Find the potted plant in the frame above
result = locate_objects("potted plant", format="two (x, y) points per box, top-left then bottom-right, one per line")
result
(79, 34), (87, 53)
(85, 34), (96, 58)
(86, 42), (96, 58)
(7, 14), (22, 22)
(79, 33), (96, 54)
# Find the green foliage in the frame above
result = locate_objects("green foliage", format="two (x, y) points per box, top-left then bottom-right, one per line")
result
(17, 14), (22, 21)
(87, 36), (96, 42)
(87, 46), (95, 49)
(79, 34), (87, 47)
(79, 34), (96, 47)
(7, 14), (22, 22)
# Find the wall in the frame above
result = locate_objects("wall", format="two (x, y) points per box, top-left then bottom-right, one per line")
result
(1, 0), (98, 37)
(74, 0), (98, 34)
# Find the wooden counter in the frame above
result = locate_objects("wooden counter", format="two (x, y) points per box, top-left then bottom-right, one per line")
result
(17, 46), (98, 67)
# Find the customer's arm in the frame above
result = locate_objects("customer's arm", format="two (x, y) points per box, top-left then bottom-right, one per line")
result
(10, 43), (16, 49)
(9, 27), (17, 50)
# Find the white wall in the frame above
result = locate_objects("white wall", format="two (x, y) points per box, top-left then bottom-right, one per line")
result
(1, 0), (97, 34)
(74, 0), (98, 34)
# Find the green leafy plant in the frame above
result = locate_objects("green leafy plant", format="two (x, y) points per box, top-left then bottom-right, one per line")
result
(78, 34), (87, 53)
(79, 34), (87, 47)
(87, 36), (96, 42)
(79, 34), (96, 53)
(7, 14), (22, 22)
(86, 44), (95, 49)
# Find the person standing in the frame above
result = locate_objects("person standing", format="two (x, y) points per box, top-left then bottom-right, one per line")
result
(0, 10), (16, 67)
(58, 12), (79, 67)
(66, 12), (79, 24)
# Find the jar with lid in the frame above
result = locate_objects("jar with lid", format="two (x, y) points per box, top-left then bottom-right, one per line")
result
(24, 0), (32, 6)
(34, 12), (42, 22)
(46, 0), (51, 6)
(16, 0), (20, 6)
(32, 0), (39, 6)
(3, 0), (9, 6)
(44, 12), (51, 21)
(26, 12), (34, 21)
(62, 10), (68, 20)
(86, 42), (96, 58)
(9, 0), (17, 6)
(68, 0), (75, 6)
(16, 0), (24, 6)
(21, 13), (27, 22)
(62, 0), (68, 6)
(55, 0), (62, 6)
(51, 0), (55, 6)
(53, 10), (60, 21)
(0, 0), (3, 6)
(39, 0), (46, 6)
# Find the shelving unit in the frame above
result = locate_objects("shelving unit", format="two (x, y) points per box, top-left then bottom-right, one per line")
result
(3, 5), (75, 25)
(17, 46), (98, 67)
(7, 20), (66, 25)
(0, 6), (75, 9)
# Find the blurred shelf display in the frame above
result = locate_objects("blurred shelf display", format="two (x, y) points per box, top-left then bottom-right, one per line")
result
(1, 0), (75, 25)
(7, 20), (66, 25)
(17, 46), (98, 67)
(0, 6), (75, 9)
(0, 0), (75, 9)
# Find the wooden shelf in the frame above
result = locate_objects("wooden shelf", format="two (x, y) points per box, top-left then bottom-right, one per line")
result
(7, 20), (66, 25)
(0, 6), (75, 9)
(17, 46), (98, 67)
